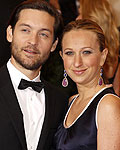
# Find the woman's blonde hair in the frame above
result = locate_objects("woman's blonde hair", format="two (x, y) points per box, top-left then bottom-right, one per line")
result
(79, 0), (119, 76)
(62, 19), (106, 53)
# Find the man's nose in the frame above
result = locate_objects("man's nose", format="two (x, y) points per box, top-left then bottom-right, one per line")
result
(28, 33), (38, 45)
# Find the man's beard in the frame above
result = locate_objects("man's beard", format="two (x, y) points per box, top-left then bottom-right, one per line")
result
(11, 42), (50, 71)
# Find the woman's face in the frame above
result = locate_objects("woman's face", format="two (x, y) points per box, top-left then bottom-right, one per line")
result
(61, 29), (107, 86)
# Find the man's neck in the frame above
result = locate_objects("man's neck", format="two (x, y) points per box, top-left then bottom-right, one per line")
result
(10, 59), (41, 80)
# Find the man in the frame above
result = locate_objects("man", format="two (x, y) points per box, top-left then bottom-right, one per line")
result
(0, 0), (68, 150)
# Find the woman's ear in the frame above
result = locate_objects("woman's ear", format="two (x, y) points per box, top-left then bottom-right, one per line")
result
(59, 50), (63, 59)
(6, 25), (13, 43)
(51, 38), (58, 52)
(100, 48), (108, 66)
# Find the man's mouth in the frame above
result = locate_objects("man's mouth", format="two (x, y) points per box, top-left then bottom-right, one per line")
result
(24, 49), (38, 54)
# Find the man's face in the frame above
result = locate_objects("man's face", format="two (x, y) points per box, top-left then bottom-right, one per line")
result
(7, 9), (57, 71)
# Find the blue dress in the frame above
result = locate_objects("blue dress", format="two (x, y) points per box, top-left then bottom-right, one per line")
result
(52, 87), (115, 150)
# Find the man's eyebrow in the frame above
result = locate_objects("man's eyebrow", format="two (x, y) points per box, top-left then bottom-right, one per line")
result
(19, 24), (52, 33)
(39, 28), (52, 33)
(19, 23), (31, 28)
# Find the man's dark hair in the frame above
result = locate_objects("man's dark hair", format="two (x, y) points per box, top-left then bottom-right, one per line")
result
(8, 0), (63, 42)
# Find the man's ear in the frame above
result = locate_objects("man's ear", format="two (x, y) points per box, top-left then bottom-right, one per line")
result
(51, 38), (58, 52)
(6, 25), (13, 42)
(100, 48), (108, 66)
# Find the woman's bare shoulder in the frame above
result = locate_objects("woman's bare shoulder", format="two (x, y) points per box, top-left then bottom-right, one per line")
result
(97, 94), (120, 124)
(100, 94), (120, 107)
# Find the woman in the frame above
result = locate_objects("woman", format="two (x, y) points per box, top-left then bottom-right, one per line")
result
(52, 19), (120, 150)
(76, 0), (120, 96)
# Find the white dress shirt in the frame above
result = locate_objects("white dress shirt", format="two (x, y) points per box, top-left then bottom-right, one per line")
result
(7, 59), (45, 150)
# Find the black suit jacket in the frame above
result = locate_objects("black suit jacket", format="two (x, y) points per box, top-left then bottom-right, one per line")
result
(0, 65), (68, 150)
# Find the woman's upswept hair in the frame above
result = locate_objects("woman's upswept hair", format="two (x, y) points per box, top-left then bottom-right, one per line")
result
(79, 0), (119, 66)
(62, 19), (106, 52)
(7, 0), (63, 42)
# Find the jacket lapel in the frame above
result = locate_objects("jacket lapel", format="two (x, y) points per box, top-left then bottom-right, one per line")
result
(37, 80), (56, 150)
(0, 65), (27, 150)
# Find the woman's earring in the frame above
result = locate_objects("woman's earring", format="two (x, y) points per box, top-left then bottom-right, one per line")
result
(62, 70), (68, 87)
(98, 68), (103, 86)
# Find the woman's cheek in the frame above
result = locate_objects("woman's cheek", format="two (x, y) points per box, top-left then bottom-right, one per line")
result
(85, 56), (99, 67)
(63, 58), (72, 69)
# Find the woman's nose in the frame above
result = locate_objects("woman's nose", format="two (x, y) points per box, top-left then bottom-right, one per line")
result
(74, 54), (83, 67)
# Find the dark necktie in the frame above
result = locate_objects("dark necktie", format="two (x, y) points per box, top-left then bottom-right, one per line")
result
(18, 79), (44, 93)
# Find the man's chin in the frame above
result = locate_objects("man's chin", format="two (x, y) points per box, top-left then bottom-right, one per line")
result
(21, 63), (41, 70)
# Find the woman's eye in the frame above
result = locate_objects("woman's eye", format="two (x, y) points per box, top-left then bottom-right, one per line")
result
(82, 50), (92, 54)
(64, 51), (73, 55)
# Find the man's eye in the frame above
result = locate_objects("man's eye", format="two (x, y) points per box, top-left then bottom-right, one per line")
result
(21, 29), (30, 33)
(39, 33), (48, 37)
